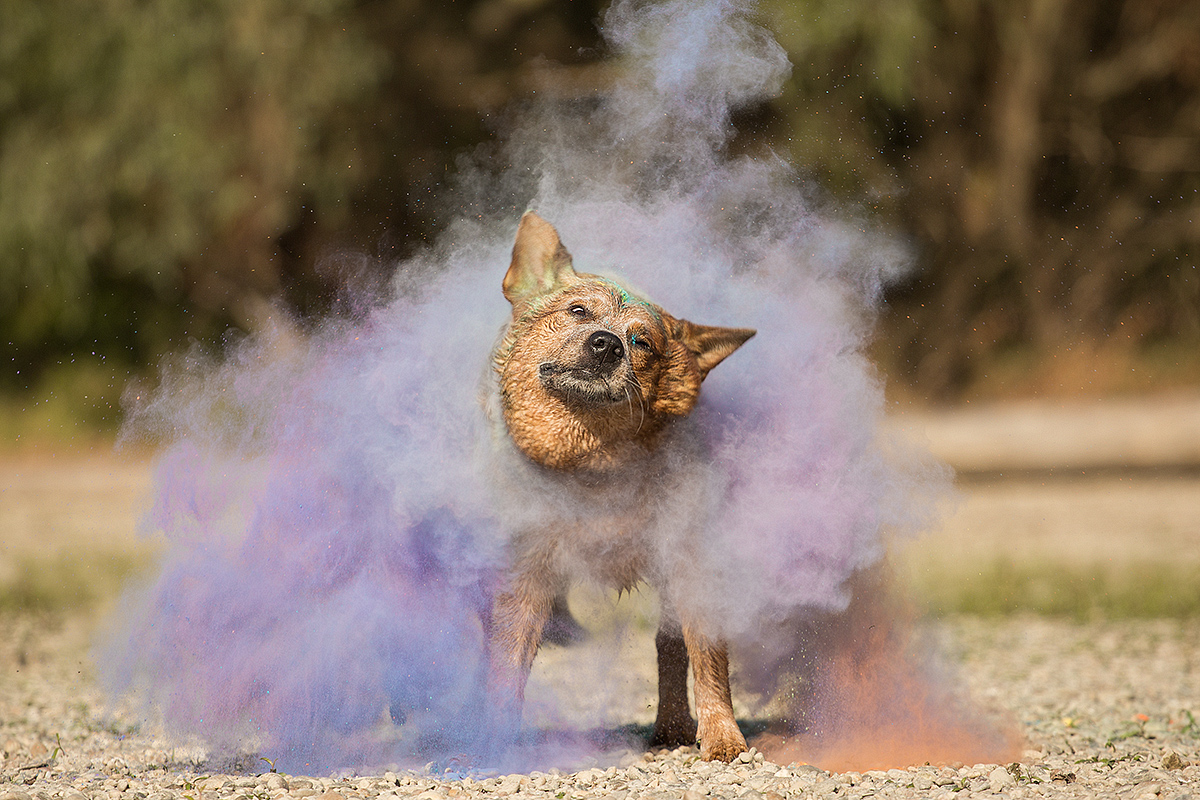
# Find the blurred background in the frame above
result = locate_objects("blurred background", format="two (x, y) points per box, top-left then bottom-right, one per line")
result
(1, 0), (1198, 619)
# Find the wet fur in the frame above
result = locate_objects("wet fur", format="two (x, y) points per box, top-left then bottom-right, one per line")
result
(488, 211), (755, 761)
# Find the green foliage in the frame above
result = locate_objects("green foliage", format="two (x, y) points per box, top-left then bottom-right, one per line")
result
(762, 0), (930, 195)
(0, 355), (124, 446)
(0, 550), (153, 614)
(0, 0), (608, 434)
(760, 0), (1200, 399)
(0, 0), (386, 394)
(907, 559), (1200, 619)
(2, 0), (1198, 418)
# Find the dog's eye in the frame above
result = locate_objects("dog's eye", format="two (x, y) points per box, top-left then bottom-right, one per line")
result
(630, 333), (655, 353)
(568, 305), (589, 317)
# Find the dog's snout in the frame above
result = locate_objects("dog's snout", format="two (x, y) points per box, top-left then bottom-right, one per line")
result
(587, 330), (624, 366)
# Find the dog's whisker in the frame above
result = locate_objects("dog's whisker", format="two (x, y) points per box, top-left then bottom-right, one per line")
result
(625, 375), (647, 434)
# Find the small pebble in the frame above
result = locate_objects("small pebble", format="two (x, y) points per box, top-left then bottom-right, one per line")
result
(988, 765), (1016, 791)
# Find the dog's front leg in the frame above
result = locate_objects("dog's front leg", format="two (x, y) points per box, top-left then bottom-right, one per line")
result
(683, 625), (748, 761)
(486, 564), (555, 746)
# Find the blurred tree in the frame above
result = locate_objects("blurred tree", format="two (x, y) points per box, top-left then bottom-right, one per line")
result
(4, 0), (1198, 421)
(763, 0), (1200, 399)
(0, 0), (605, 416)
(0, 0), (386, 401)
(278, 0), (607, 315)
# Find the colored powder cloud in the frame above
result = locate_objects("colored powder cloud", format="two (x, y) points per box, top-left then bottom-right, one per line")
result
(99, 0), (1015, 775)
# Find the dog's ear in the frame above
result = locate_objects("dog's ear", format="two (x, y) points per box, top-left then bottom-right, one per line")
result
(677, 320), (756, 379)
(503, 211), (578, 305)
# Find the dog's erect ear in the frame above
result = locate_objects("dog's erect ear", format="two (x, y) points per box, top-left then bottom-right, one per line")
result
(503, 211), (578, 305)
(677, 320), (756, 379)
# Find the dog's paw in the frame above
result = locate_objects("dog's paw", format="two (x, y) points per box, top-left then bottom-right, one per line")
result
(698, 720), (748, 762)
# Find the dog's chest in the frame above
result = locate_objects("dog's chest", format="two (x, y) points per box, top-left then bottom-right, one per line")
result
(503, 463), (667, 591)
(490, 408), (714, 591)
(553, 499), (655, 590)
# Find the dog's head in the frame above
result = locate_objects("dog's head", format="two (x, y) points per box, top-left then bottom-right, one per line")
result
(494, 211), (755, 471)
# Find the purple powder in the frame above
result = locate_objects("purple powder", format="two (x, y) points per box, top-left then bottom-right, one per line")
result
(99, 0), (951, 774)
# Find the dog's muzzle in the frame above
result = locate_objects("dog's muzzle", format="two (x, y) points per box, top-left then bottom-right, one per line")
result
(538, 329), (631, 404)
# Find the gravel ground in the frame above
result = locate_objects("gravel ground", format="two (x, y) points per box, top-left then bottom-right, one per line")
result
(3, 399), (1198, 799)
(2, 614), (1198, 800)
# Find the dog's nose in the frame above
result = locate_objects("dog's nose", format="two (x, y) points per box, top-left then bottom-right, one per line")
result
(587, 330), (624, 366)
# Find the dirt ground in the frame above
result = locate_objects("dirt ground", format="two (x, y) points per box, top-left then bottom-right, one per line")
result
(2, 394), (1199, 797)
(889, 393), (1200, 614)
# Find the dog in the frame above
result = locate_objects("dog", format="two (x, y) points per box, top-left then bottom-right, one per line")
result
(486, 211), (756, 761)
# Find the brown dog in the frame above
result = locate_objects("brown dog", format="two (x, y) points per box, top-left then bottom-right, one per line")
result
(487, 211), (755, 761)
